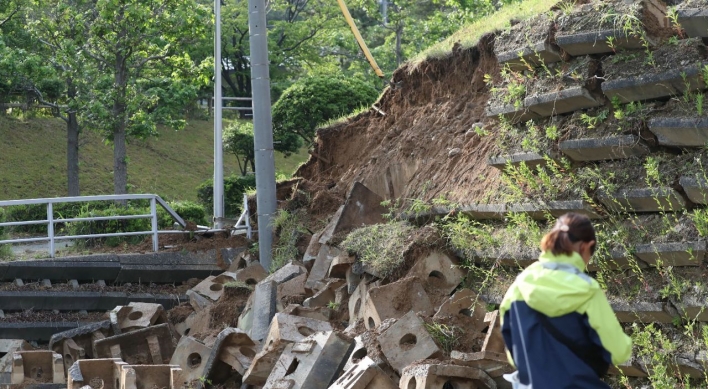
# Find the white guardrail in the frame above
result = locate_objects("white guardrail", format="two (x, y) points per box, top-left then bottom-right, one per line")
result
(0, 194), (251, 258)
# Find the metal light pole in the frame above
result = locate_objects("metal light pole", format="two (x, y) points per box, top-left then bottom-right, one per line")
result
(213, 0), (225, 228)
(248, 0), (276, 271)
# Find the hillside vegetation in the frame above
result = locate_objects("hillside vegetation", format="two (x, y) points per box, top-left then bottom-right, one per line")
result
(0, 115), (308, 201)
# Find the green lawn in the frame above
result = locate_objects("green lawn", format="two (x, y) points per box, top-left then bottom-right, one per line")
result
(0, 115), (309, 202)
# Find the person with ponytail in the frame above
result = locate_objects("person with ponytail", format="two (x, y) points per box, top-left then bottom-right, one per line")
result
(499, 213), (631, 388)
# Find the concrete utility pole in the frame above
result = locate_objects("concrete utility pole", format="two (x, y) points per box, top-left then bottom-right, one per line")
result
(213, 0), (225, 228)
(248, 0), (277, 271)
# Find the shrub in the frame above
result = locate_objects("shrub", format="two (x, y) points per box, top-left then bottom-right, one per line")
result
(272, 76), (378, 149)
(159, 200), (208, 227)
(66, 205), (153, 247)
(0, 208), (10, 259)
(197, 174), (256, 218)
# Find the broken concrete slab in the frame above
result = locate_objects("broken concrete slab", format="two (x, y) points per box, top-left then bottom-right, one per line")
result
(49, 320), (113, 374)
(525, 87), (601, 117)
(233, 263), (268, 286)
(0, 340), (31, 384)
(263, 313), (334, 349)
(611, 301), (675, 323)
(678, 8), (708, 38)
(262, 262), (307, 286)
(634, 241), (706, 267)
(11, 351), (65, 385)
(451, 350), (513, 379)
(318, 182), (387, 245)
(608, 358), (648, 377)
(598, 187), (686, 213)
(434, 289), (487, 324)
(346, 267), (361, 295)
(328, 253), (356, 279)
(120, 364), (183, 389)
(303, 230), (324, 268)
(378, 311), (442, 373)
(93, 323), (175, 365)
(110, 302), (166, 334)
(559, 135), (649, 161)
(277, 272), (308, 301)
(306, 245), (342, 292)
(648, 116), (708, 146)
(249, 280), (278, 342)
(169, 336), (212, 386)
(363, 276), (434, 330)
(680, 176), (708, 205)
(200, 328), (257, 385)
(348, 280), (369, 325)
(67, 358), (127, 389)
(556, 30), (646, 56)
(487, 152), (551, 170)
(601, 63), (706, 104)
(191, 274), (236, 301)
(407, 251), (464, 295)
(241, 342), (287, 386)
(329, 356), (398, 389)
(481, 311), (506, 354)
(303, 279), (347, 308)
(262, 331), (354, 389)
(399, 363), (497, 389)
(186, 289), (212, 312)
(282, 304), (332, 322)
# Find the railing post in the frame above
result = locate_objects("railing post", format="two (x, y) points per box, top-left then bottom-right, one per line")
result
(47, 202), (55, 258)
(244, 194), (251, 239)
(150, 197), (158, 252)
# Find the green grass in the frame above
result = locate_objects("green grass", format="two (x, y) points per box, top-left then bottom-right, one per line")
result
(0, 115), (309, 201)
(413, 0), (559, 63)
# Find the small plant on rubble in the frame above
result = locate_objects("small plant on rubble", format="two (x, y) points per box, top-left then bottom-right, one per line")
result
(341, 222), (414, 278)
(632, 323), (678, 388)
(271, 209), (308, 272)
(326, 301), (341, 310)
(425, 322), (461, 355)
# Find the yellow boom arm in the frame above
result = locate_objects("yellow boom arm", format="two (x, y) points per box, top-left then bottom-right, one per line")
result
(336, 0), (385, 79)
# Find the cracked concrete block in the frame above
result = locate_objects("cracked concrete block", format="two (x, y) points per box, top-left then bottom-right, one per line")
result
(186, 290), (212, 312)
(93, 323), (175, 365)
(263, 331), (354, 389)
(200, 328), (258, 385)
(342, 336), (368, 373)
(191, 274), (237, 301)
(346, 267), (362, 294)
(318, 182), (387, 245)
(303, 230), (324, 268)
(451, 351), (513, 378)
(263, 262), (307, 285)
(306, 245), (342, 292)
(378, 311), (442, 373)
(169, 336), (212, 385)
(120, 364), (183, 389)
(11, 350), (65, 384)
(242, 342), (288, 386)
(0, 340), (31, 384)
(110, 302), (167, 334)
(399, 364), (497, 389)
(303, 279), (347, 308)
(263, 313), (334, 350)
(328, 254), (356, 279)
(407, 251), (464, 295)
(434, 289), (487, 332)
(49, 321), (112, 373)
(330, 356), (398, 389)
(67, 358), (127, 389)
(277, 273), (308, 300)
(348, 281), (369, 325)
(282, 304), (332, 322)
(233, 263), (268, 286)
(363, 277), (434, 330)
(481, 311), (505, 354)
(249, 280), (278, 342)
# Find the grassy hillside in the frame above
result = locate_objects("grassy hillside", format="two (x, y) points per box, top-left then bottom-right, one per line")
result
(0, 115), (309, 202)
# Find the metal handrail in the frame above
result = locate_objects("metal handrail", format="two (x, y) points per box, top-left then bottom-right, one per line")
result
(0, 193), (252, 257)
(0, 194), (183, 257)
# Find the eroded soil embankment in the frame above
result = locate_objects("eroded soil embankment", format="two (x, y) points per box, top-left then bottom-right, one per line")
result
(296, 37), (505, 206)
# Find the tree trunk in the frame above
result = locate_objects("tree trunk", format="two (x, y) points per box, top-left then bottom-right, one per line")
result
(66, 111), (80, 196)
(395, 25), (403, 66)
(113, 54), (129, 197)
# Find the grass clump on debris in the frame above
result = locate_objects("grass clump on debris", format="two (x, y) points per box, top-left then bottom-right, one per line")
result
(271, 209), (309, 272)
(425, 321), (462, 355)
(341, 221), (414, 278)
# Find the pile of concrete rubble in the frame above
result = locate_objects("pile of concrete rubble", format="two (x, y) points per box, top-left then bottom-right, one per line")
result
(1, 183), (512, 388)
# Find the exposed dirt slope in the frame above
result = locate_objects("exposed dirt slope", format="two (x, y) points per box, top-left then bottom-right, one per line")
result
(297, 38), (505, 206)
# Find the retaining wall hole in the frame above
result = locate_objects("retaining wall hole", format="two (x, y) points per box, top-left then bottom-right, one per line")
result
(128, 311), (143, 321)
(210, 284), (223, 292)
(297, 326), (315, 336)
(188, 352), (202, 368)
(399, 333), (417, 350)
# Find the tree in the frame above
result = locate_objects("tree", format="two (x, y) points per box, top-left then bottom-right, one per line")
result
(70, 0), (210, 196)
(223, 121), (255, 176)
(272, 76), (378, 146)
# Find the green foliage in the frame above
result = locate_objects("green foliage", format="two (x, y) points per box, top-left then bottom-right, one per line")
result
(690, 209), (708, 237)
(196, 174), (256, 218)
(272, 76), (379, 146)
(224, 121), (256, 177)
(66, 204), (152, 247)
(341, 222), (414, 278)
(160, 201), (208, 227)
(0, 207), (10, 259)
(271, 209), (308, 272)
(632, 323), (678, 388)
(425, 321), (461, 354)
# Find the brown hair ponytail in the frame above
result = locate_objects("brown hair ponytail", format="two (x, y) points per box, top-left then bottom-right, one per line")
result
(540, 213), (596, 256)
